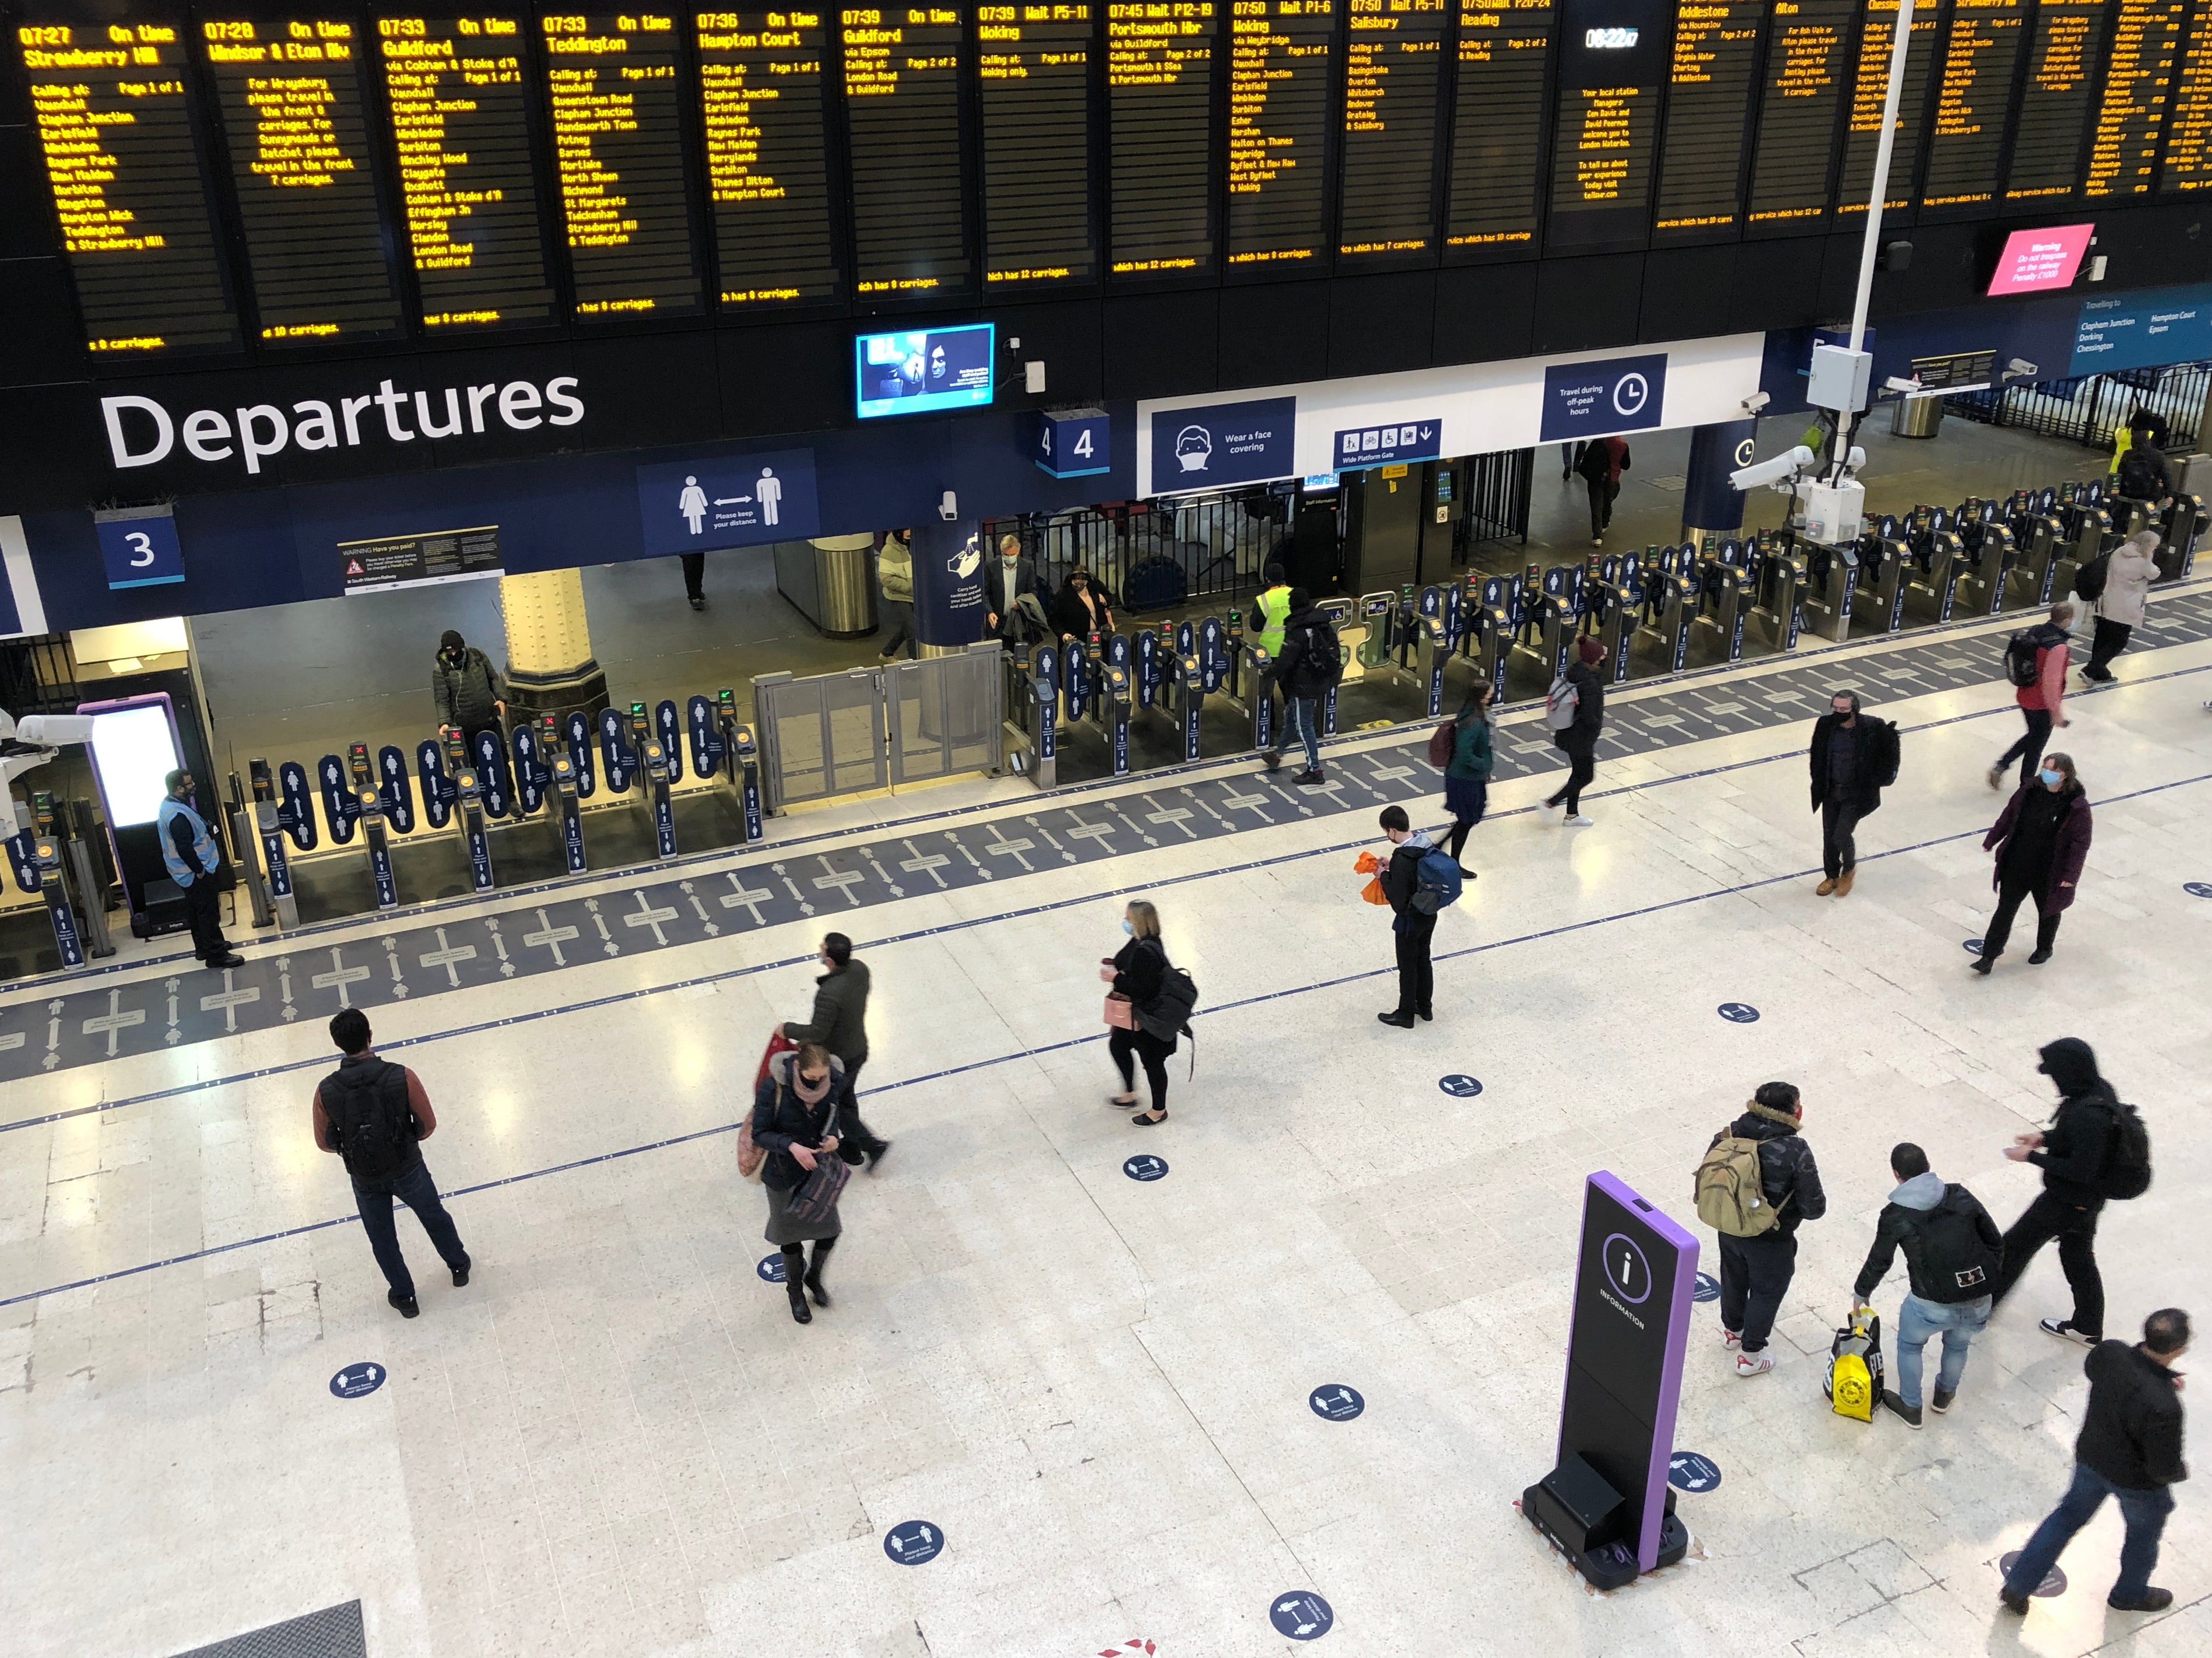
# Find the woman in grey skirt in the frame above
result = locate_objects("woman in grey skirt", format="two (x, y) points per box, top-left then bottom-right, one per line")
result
(753, 1041), (845, 1324)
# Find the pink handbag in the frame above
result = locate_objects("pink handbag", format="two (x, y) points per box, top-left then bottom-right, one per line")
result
(1104, 993), (1136, 1029)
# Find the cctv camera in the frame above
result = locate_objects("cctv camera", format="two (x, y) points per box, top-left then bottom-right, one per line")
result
(9, 713), (94, 746)
(938, 490), (958, 522)
(1884, 376), (1923, 395)
(1740, 392), (1771, 415)
(2004, 358), (2039, 380)
(1728, 444), (1817, 493)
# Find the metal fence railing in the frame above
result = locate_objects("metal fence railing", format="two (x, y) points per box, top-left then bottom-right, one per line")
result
(1456, 447), (1535, 555)
(0, 635), (79, 718)
(987, 490), (1293, 614)
(1949, 362), (2211, 453)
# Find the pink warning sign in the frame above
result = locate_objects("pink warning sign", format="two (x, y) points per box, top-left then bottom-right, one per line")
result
(1988, 225), (2094, 296)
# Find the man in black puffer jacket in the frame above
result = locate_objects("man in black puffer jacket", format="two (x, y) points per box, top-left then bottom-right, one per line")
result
(1852, 1142), (2003, 1426)
(1993, 1037), (2117, 1345)
(1709, 1081), (1828, 1377)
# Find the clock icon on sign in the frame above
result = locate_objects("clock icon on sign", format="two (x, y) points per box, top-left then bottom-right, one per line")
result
(1613, 373), (1650, 418)
(1602, 1232), (1654, 1305)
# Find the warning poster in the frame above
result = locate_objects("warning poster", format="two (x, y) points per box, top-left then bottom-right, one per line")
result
(337, 525), (503, 595)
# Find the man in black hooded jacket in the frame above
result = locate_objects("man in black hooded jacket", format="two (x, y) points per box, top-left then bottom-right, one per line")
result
(1992, 1037), (2117, 1344)
(1709, 1081), (1828, 1376)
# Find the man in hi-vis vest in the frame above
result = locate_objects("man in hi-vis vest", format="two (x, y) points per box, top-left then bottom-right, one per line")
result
(158, 769), (243, 969)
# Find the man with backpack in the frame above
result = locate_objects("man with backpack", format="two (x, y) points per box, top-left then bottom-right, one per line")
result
(1807, 689), (1900, 896)
(312, 1008), (471, 1319)
(1574, 434), (1630, 546)
(1851, 1142), (2003, 1427)
(1540, 636), (1606, 826)
(2112, 420), (2175, 510)
(1992, 1037), (2150, 1346)
(1263, 588), (1342, 786)
(1695, 1081), (1827, 1377)
(1990, 602), (2073, 791)
(1375, 804), (1459, 1028)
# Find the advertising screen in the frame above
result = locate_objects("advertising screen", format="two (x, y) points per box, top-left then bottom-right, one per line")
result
(1988, 223), (2094, 293)
(855, 323), (996, 418)
(87, 702), (183, 828)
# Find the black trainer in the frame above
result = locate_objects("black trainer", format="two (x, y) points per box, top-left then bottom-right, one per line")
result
(451, 1258), (471, 1288)
(1377, 1011), (1416, 1029)
(388, 1289), (420, 1319)
(2108, 1589), (2174, 1613)
(1930, 1386), (1955, 1414)
(1879, 1389), (1922, 1429)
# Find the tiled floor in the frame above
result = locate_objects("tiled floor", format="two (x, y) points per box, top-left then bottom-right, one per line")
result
(5, 597), (2210, 1656)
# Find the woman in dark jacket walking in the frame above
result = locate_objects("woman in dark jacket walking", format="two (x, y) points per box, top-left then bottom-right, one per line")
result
(1049, 567), (1117, 643)
(752, 1042), (845, 1323)
(1441, 681), (1495, 872)
(1542, 635), (1606, 825)
(1101, 898), (1178, 1126)
(1973, 752), (2092, 973)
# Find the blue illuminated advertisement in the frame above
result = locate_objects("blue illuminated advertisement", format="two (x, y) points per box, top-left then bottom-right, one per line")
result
(856, 323), (995, 419)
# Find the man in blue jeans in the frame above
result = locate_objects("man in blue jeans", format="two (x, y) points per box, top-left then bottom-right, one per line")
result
(313, 1008), (471, 1318)
(2002, 1308), (2190, 1617)
(1851, 1142), (2003, 1426)
(1261, 590), (1340, 786)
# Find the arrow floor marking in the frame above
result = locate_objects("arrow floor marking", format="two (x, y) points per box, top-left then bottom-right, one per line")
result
(199, 969), (261, 1033)
(524, 908), (579, 965)
(898, 837), (951, 889)
(419, 927), (477, 987)
(311, 948), (370, 1009)
(486, 920), (514, 978)
(82, 987), (146, 1057)
(625, 890), (680, 945)
(382, 937), (409, 998)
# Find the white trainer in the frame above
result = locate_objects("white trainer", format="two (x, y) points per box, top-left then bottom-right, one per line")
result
(1733, 1349), (1775, 1378)
(1564, 814), (1594, 828)
(1722, 1327), (1741, 1350)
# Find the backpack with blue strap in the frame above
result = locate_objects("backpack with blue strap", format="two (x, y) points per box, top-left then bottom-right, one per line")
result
(1411, 847), (1462, 913)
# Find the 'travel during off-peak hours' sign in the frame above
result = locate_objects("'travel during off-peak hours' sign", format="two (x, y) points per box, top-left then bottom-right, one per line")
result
(1333, 417), (1442, 468)
(1986, 225), (2094, 296)
(634, 450), (821, 556)
(1539, 352), (1669, 443)
(1147, 397), (1298, 492)
(337, 525), (503, 595)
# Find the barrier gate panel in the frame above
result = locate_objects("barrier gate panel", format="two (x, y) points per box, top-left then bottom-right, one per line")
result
(889, 651), (1000, 786)
(760, 667), (890, 808)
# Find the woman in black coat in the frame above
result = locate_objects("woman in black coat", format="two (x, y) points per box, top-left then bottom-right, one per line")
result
(1051, 567), (1117, 643)
(1101, 898), (1178, 1126)
(1972, 751), (2093, 973)
(1542, 636), (1606, 824)
(752, 1042), (845, 1323)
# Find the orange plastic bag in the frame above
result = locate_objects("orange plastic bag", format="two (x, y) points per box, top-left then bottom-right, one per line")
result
(1360, 877), (1388, 906)
(1353, 850), (1381, 875)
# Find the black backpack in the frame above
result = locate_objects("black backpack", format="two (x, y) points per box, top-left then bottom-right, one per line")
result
(1296, 621), (1343, 690)
(2071, 551), (2109, 602)
(1918, 1188), (2002, 1300)
(322, 1058), (419, 1179)
(2116, 449), (2162, 502)
(2003, 630), (2044, 688)
(2098, 1100), (2153, 1200)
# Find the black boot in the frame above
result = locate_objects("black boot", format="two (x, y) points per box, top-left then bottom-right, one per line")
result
(804, 1236), (837, 1308)
(783, 1246), (812, 1323)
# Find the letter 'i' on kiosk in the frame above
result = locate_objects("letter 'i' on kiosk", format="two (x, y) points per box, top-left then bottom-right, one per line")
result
(348, 744), (398, 912)
(1523, 1172), (1697, 1590)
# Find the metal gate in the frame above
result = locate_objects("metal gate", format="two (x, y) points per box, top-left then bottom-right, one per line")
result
(753, 642), (1002, 811)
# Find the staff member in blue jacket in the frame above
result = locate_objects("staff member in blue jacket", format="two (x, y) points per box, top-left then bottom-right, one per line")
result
(158, 769), (243, 970)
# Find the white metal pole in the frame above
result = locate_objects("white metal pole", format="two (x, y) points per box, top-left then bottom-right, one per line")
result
(1849, 0), (1915, 354)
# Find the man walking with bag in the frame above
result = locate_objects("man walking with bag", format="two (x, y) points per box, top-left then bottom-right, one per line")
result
(1807, 690), (1899, 895)
(1851, 1142), (2003, 1426)
(1696, 1082), (1827, 1377)
(1374, 805), (1445, 1028)
(784, 932), (890, 1171)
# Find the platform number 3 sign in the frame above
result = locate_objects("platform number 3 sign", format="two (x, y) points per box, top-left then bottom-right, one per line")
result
(93, 511), (185, 590)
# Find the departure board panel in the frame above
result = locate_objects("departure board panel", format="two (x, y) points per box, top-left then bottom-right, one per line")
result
(1744, 0), (1853, 229)
(979, 2), (1095, 284)
(1652, 0), (1762, 233)
(201, 15), (402, 342)
(843, 5), (970, 293)
(1548, 0), (1668, 248)
(2085, 0), (2186, 197)
(2004, 0), (2105, 199)
(540, 13), (703, 316)
(17, 19), (241, 355)
(1444, 0), (1551, 251)
(1227, 0), (1337, 267)
(2167, 2), (2212, 191)
(376, 15), (554, 331)
(1920, 0), (2025, 207)
(1337, 0), (1448, 261)
(1837, 0), (1938, 214)
(696, 9), (840, 306)
(1108, 1), (1216, 274)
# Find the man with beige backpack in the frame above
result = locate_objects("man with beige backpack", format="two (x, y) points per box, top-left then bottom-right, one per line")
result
(1695, 1082), (1828, 1377)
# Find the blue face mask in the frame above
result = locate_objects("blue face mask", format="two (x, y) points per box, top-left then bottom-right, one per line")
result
(2039, 767), (2063, 786)
(1121, 919), (1134, 935)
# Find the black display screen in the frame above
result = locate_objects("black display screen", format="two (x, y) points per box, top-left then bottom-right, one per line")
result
(201, 13), (403, 342)
(1920, 0), (2026, 208)
(1337, 0), (1448, 262)
(1836, 0), (1939, 217)
(2085, 0), (2186, 198)
(17, 17), (243, 355)
(1444, 0), (1551, 252)
(377, 14), (556, 331)
(2166, 0), (2212, 192)
(843, 3), (970, 293)
(1744, 0), (1853, 230)
(1108, 0), (1217, 274)
(540, 12), (704, 317)
(979, 2), (1095, 285)
(1227, 0), (1338, 269)
(697, 8), (841, 306)
(1652, 0), (1762, 235)
(2004, 0), (2104, 200)
(1547, 0), (1667, 249)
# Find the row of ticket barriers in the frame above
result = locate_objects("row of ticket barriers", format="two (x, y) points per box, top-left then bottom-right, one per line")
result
(1005, 478), (2205, 786)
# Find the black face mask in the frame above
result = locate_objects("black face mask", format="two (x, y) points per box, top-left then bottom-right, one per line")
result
(441, 649), (463, 667)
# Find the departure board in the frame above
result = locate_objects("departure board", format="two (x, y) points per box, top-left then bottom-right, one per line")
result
(1920, 0), (2025, 207)
(2005, 0), (2105, 199)
(2166, 2), (2212, 190)
(1337, 0), (1448, 261)
(696, 9), (840, 306)
(1227, 0), (1337, 267)
(979, 2), (1095, 285)
(201, 15), (402, 342)
(1444, 0), (1551, 250)
(540, 13), (701, 315)
(1652, 0), (1763, 233)
(2085, 0), (2186, 197)
(844, 5), (970, 293)
(1108, 1), (1217, 274)
(375, 15), (554, 330)
(16, 19), (241, 355)
(1744, 0), (1853, 228)
(1837, 0), (1939, 215)
(1547, 0), (1668, 247)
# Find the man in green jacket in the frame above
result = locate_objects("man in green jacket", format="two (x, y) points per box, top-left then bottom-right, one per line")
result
(784, 933), (889, 1170)
(1249, 568), (1294, 721)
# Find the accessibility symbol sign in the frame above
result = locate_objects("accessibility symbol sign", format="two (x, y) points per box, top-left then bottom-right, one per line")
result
(1270, 1591), (1335, 1640)
(1124, 1154), (1169, 1183)
(1669, 1452), (1722, 1492)
(883, 1520), (943, 1565)
(1438, 1074), (1483, 1098)
(329, 1362), (385, 1399)
(1716, 1002), (1761, 1023)
(1309, 1385), (1365, 1421)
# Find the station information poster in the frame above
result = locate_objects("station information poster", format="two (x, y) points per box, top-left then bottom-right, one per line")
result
(338, 525), (504, 593)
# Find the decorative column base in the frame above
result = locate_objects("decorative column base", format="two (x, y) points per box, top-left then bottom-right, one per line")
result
(500, 569), (608, 726)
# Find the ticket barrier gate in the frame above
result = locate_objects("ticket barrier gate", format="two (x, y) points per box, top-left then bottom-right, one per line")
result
(1687, 540), (1750, 664)
(1352, 590), (1405, 692)
(1003, 646), (1059, 790)
(1506, 564), (1580, 692)
(1410, 585), (1451, 718)
(4, 793), (114, 968)
(688, 689), (763, 845)
(1852, 520), (1911, 633)
(1951, 500), (2016, 616)
(2147, 493), (2206, 580)
(1743, 535), (1806, 653)
(1456, 575), (1511, 705)
(244, 759), (306, 927)
(1796, 538), (1858, 643)
(2054, 483), (2113, 600)
(2004, 489), (2066, 608)
(1629, 546), (1696, 674)
(1581, 554), (1639, 683)
(1899, 507), (1964, 625)
(1316, 597), (1354, 734)
(620, 701), (681, 860)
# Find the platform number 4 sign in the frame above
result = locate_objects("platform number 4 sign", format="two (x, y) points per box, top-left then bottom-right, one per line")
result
(1036, 409), (1111, 479)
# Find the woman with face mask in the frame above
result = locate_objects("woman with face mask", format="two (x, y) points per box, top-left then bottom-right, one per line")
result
(1972, 752), (2093, 974)
(750, 1040), (847, 1323)
(1101, 899), (1178, 1126)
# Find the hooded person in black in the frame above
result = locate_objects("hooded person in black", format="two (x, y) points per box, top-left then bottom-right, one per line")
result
(1992, 1037), (2118, 1344)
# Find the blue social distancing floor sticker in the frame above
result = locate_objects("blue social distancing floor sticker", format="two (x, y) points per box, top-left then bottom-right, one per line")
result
(1965, 938), (1986, 955)
(1693, 1271), (1721, 1302)
(1716, 1002), (1760, 1023)
(2184, 881), (2212, 898)
(1668, 1452), (1721, 1493)
(1438, 1074), (1483, 1097)
(883, 1520), (943, 1565)
(1270, 1592), (1334, 1639)
(1309, 1385), (1365, 1421)
(1999, 1552), (2066, 1597)
(329, 1362), (385, 1399)
(756, 1253), (787, 1283)
(1123, 1154), (1168, 1182)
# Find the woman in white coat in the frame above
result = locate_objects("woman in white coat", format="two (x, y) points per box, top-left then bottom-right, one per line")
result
(2082, 530), (2158, 682)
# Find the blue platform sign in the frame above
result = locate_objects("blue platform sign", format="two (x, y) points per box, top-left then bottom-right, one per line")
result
(1035, 406), (1112, 478)
(1309, 1384), (1365, 1421)
(94, 508), (185, 589)
(1333, 416), (1441, 469)
(1269, 1592), (1334, 1641)
(635, 448), (819, 555)
(329, 1362), (385, 1399)
(883, 1520), (943, 1565)
(1540, 353), (1668, 442)
(1150, 397), (1297, 492)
